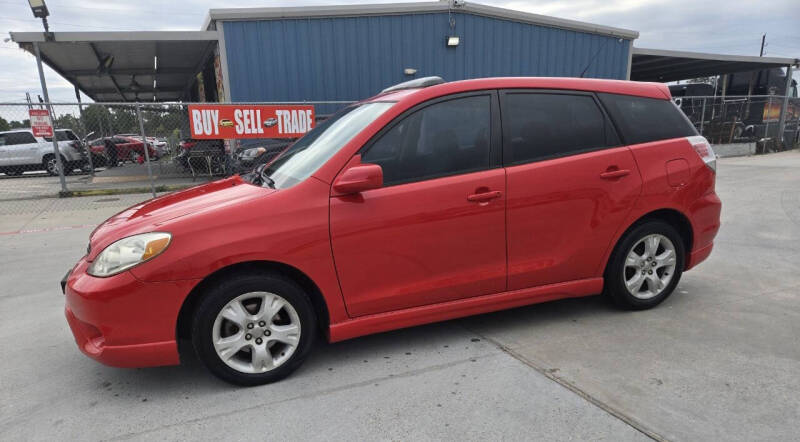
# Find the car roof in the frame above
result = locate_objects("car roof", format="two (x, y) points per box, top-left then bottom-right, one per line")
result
(0, 129), (33, 134)
(364, 77), (671, 105)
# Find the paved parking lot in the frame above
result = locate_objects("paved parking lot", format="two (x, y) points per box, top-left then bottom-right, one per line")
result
(1, 151), (798, 441)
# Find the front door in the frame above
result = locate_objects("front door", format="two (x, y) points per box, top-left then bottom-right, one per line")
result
(330, 93), (507, 317)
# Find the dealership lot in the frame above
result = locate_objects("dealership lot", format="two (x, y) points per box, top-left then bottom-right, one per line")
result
(0, 151), (798, 440)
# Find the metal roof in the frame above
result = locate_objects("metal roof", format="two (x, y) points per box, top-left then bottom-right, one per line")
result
(205, 1), (639, 40)
(9, 31), (219, 102)
(631, 47), (799, 82)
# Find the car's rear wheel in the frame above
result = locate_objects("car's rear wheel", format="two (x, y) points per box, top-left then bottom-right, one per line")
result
(192, 272), (316, 386)
(43, 154), (69, 176)
(605, 220), (685, 310)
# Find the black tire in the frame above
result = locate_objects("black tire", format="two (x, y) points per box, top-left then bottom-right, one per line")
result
(42, 154), (67, 176)
(191, 272), (317, 386)
(604, 220), (685, 310)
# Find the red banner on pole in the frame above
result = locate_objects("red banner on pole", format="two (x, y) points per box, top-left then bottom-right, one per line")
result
(188, 104), (315, 139)
(29, 109), (53, 138)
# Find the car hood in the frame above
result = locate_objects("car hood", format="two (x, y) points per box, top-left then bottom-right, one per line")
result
(87, 176), (274, 261)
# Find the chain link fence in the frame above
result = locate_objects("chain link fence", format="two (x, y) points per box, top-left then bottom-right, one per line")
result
(673, 95), (800, 154)
(0, 101), (350, 229)
(1, 95), (798, 229)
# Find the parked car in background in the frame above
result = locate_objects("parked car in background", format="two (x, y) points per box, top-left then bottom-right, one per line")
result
(62, 77), (721, 386)
(176, 138), (225, 172)
(235, 138), (293, 171)
(89, 136), (158, 166)
(0, 128), (87, 176)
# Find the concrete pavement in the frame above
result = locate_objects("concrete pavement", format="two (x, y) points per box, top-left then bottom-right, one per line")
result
(1, 150), (799, 440)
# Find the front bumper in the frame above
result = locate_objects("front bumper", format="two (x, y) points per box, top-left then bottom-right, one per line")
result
(63, 258), (199, 368)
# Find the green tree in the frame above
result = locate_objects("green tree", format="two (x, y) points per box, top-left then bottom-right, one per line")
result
(9, 119), (29, 129)
(0, 116), (9, 131)
(81, 104), (112, 137)
(55, 114), (82, 135)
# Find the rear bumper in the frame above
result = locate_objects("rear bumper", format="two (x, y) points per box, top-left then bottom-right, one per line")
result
(686, 191), (722, 271)
(686, 241), (713, 271)
(63, 258), (198, 368)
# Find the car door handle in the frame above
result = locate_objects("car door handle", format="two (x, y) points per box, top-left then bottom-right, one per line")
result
(467, 190), (502, 202)
(599, 169), (631, 179)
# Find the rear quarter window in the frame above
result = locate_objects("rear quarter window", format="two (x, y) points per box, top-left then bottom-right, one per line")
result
(598, 93), (698, 145)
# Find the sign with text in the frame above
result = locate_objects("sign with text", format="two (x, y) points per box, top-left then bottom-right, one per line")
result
(189, 104), (315, 139)
(29, 109), (53, 138)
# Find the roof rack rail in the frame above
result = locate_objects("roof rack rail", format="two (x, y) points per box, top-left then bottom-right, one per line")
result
(381, 76), (445, 93)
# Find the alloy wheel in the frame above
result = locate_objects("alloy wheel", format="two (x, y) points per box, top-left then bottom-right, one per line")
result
(212, 291), (301, 374)
(46, 157), (60, 175)
(623, 234), (677, 300)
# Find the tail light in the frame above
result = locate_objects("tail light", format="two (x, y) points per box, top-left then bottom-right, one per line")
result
(687, 136), (716, 173)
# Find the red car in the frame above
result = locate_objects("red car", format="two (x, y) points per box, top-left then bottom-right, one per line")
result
(88, 136), (158, 165)
(63, 77), (721, 385)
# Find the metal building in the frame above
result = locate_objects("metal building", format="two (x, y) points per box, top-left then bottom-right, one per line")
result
(207, 2), (637, 111)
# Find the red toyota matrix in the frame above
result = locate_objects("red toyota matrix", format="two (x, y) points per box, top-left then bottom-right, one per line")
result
(63, 77), (721, 385)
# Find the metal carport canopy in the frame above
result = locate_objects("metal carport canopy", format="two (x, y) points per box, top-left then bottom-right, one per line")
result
(9, 31), (219, 102)
(631, 47), (798, 82)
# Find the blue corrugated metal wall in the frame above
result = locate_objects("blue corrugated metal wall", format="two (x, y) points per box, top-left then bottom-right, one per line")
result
(223, 12), (631, 113)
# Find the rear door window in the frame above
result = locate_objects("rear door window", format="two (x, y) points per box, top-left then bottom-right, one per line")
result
(501, 92), (617, 165)
(4, 132), (37, 145)
(598, 93), (698, 145)
(363, 95), (491, 185)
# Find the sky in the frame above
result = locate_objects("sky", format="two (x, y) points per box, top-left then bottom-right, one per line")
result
(1, 0), (798, 106)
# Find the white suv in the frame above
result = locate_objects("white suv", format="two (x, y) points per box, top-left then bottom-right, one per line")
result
(0, 129), (86, 176)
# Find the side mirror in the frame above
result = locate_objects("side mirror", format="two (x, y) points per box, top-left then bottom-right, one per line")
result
(332, 163), (383, 195)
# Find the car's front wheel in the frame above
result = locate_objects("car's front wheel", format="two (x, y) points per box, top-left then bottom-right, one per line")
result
(605, 220), (685, 310)
(191, 272), (316, 386)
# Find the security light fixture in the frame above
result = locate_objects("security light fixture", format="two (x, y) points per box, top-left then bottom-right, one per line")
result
(446, 36), (460, 47)
(404, 68), (417, 76)
(28, 0), (49, 19)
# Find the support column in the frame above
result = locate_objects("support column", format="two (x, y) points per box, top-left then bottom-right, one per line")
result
(777, 65), (794, 147)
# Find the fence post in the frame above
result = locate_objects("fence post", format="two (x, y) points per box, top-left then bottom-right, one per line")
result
(135, 103), (157, 198)
(33, 41), (67, 194)
(75, 85), (94, 176)
(777, 65), (794, 148)
(699, 97), (706, 136)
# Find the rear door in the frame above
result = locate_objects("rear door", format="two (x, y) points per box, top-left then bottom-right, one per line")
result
(330, 92), (507, 317)
(4, 132), (39, 165)
(501, 90), (642, 290)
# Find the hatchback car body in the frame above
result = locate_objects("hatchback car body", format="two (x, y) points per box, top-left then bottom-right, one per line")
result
(63, 77), (721, 385)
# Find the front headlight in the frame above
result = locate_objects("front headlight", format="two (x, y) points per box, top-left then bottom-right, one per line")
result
(87, 232), (172, 277)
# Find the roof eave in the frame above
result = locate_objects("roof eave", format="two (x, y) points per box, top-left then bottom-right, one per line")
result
(206, 2), (638, 40)
(633, 47), (798, 66)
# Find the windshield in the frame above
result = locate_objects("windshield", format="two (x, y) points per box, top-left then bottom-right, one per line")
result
(261, 102), (394, 189)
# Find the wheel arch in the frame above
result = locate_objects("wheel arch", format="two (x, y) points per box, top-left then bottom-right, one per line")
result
(605, 208), (694, 274)
(176, 260), (331, 343)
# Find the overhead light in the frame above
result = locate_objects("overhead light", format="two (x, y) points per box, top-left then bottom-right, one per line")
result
(446, 36), (460, 47)
(28, 0), (49, 19)
(404, 68), (417, 76)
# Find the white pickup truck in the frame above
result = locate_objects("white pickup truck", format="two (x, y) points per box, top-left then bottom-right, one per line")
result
(0, 128), (87, 176)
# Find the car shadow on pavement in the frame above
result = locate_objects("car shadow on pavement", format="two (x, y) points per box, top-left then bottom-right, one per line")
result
(84, 293), (629, 394)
